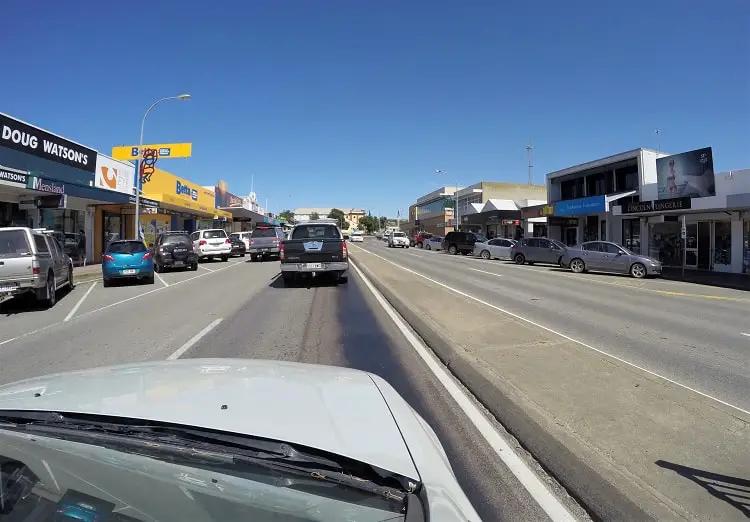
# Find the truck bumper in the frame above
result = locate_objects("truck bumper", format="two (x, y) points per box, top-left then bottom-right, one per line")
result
(280, 262), (348, 273)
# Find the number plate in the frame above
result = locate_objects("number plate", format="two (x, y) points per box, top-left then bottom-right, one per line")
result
(0, 285), (17, 292)
(121, 269), (137, 275)
(210, 241), (223, 246)
(173, 261), (184, 267)
(305, 263), (322, 270)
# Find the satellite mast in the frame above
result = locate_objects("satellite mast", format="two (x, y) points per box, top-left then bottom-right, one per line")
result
(526, 144), (534, 185)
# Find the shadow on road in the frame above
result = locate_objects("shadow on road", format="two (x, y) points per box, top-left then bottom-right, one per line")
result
(655, 460), (750, 518)
(268, 273), (341, 289)
(0, 286), (75, 316)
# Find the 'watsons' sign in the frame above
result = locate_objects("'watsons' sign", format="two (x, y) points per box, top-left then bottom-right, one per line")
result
(0, 113), (96, 173)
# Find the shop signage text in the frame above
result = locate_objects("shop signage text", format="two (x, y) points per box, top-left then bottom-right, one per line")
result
(0, 114), (96, 172)
(554, 195), (606, 217)
(112, 143), (192, 160)
(176, 180), (199, 201)
(521, 204), (554, 219)
(622, 197), (692, 214)
(95, 154), (135, 195)
(29, 176), (65, 194)
(0, 165), (28, 186)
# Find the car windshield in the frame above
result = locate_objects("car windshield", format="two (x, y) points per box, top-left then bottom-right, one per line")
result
(292, 225), (339, 239)
(107, 241), (147, 254)
(0, 230), (30, 258)
(472, 234), (488, 243)
(251, 228), (278, 238)
(162, 234), (191, 245)
(203, 230), (228, 239)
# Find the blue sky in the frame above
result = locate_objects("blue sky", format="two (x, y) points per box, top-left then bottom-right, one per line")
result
(3, 0), (748, 217)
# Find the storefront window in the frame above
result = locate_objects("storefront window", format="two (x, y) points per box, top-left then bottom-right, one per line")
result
(584, 216), (598, 242)
(713, 221), (731, 267)
(41, 209), (85, 264)
(600, 220), (606, 241)
(649, 222), (681, 266)
(533, 224), (547, 237)
(622, 219), (640, 252)
(103, 212), (123, 252)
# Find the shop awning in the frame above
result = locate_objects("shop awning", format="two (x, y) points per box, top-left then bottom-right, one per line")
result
(144, 192), (216, 217)
(460, 209), (521, 225)
(218, 206), (256, 220)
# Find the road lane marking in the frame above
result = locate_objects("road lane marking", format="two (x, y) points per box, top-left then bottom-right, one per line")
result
(199, 264), (215, 272)
(154, 271), (169, 287)
(63, 282), (98, 322)
(742, 333), (750, 337)
(41, 460), (61, 492)
(350, 260), (576, 521)
(350, 245), (750, 416)
(467, 267), (504, 277)
(167, 318), (223, 360)
(0, 337), (19, 346)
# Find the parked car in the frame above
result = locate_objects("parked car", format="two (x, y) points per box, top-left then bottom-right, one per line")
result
(350, 230), (364, 242)
(442, 231), (487, 255)
(388, 231), (410, 248)
(229, 236), (247, 257)
(560, 240), (662, 278)
(280, 221), (348, 285)
(248, 225), (284, 261)
(474, 238), (516, 260)
(510, 237), (567, 265)
(230, 231), (252, 251)
(0, 227), (74, 307)
(151, 231), (199, 272)
(102, 240), (154, 287)
(424, 235), (443, 250)
(411, 231), (433, 248)
(191, 229), (232, 262)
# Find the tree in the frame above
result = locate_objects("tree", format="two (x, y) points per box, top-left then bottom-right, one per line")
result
(279, 209), (295, 224)
(358, 216), (378, 234)
(327, 208), (347, 230)
(310, 212), (319, 220)
(378, 216), (388, 230)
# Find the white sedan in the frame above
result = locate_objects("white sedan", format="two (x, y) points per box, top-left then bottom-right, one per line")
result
(474, 238), (516, 260)
(350, 231), (364, 242)
(388, 231), (410, 248)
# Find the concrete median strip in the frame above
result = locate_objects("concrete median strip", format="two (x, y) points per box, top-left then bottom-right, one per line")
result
(350, 247), (750, 522)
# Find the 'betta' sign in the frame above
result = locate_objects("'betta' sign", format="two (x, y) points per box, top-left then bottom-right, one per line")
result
(175, 180), (198, 201)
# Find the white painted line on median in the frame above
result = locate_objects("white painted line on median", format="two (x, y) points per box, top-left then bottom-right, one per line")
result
(63, 282), (97, 322)
(154, 271), (169, 287)
(742, 333), (750, 338)
(167, 318), (223, 360)
(0, 336), (19, 347)
(41, 460), (61, 492)
(467, 267), (504, 277)
(350, 260), (576, 521)
(199, 264), (215, 272)
(351, 244), (750, 417)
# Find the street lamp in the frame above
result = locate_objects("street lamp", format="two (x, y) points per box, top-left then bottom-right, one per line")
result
(436, 169), (459, 231)
(134, 94), (191, 240)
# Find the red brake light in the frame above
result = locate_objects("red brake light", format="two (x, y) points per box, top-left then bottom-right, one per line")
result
(32, 260), (40, 275)
(249, 239), (254, 245)
(143, 251), (152, 260)
(279, 242), (285, 261)
(103, 254), (114, 262)
(226, 238), (231, 244)
(342, 240), (348, 259)
(199, 239), (207, 246)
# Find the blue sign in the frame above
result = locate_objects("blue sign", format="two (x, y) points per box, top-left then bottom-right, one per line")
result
(554, 195), (606, 216)
(175, 180), (198, 200)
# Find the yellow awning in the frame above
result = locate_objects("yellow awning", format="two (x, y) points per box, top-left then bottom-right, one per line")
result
(214, 209), (233, 219)
(144, 192), (215, 217)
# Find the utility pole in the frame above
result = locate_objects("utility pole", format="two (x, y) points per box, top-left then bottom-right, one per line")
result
(526, 144), (534, 185)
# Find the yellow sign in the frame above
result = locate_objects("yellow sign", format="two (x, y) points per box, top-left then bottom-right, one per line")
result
(142, 168), (216, 212)
(111, 143), (192, 160)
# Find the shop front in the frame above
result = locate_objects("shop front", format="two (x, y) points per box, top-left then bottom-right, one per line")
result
(551, 195), (607, 246)
(460, 210), (522, 239)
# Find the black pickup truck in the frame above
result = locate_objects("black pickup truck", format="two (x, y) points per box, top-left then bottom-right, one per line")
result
(279, 221), (348, 286)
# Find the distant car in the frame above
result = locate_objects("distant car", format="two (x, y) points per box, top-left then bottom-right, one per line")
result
(388, 231), (410, 248)
(423, 235), (443, 250)
(102, 240), (154, 287)
(474, 238), (516, 260)
(229, 236), (247, 257)
(350, 231), (364, 242)
(0, 227), (74, 307)
(560, 240), (662, 278)
(411, 232), (433, 248)
(151, 231), (198, 272)
(248, 225), (284, 262)
(510, 237), (567, 266)
(374, 231), (383, 239)
(191, 229), (232, 262)
(442, 231), (487, 255)
(230, 231), (252, 251)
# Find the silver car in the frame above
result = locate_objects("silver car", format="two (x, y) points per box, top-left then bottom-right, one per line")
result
(560, 240), (662, 278)
(0, 359), (480, 521)
(474, 238), (516, 260)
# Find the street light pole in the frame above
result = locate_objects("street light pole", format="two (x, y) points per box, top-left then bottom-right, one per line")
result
(134, 94), (191, 240)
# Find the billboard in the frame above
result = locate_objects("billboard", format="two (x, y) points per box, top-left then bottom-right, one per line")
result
(215, 179), (244, 208)
(142, 168), (215, 210)
(94, 154), (135, 195)
(656, 147), (714, 200)
(111, 143), (192, 160)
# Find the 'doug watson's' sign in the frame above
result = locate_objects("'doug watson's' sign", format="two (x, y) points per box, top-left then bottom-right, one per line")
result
(0, 113), (96, 173)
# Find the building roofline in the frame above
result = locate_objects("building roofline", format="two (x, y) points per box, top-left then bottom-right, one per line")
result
(547, 148), (665, 179)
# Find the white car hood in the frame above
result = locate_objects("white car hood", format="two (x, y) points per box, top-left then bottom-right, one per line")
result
(0, 359), (419, 480)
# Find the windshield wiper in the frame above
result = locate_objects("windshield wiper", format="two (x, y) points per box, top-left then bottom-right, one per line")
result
(0, 411), (413, 505)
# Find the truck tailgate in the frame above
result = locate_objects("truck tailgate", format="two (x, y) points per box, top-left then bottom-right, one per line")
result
(282, 239), (345, 263)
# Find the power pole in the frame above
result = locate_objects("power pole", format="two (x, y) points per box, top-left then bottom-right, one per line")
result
(526, 144), (534, 185)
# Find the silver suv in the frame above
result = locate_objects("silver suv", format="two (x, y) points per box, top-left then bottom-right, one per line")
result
(0, 227), (75, 307)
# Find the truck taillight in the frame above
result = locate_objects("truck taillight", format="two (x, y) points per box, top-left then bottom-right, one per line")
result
(342, 240), (348, 259)
(32, 260), (40, 275)
(279, 242), (285, 261)
(199, 240), (207, 246)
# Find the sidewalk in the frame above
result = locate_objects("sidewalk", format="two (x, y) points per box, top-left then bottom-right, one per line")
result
(73, 263), (102, 284)
(661, 267), (750, 291)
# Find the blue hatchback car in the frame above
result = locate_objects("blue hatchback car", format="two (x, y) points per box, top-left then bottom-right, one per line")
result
(102, 240), (154, 287)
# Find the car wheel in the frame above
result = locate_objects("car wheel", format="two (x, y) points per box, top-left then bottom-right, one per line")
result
(630, 262), (647, 279)
(68, 264), (75, 290)
(338, 273), (349, 284)
(240, 253), (245, 257)
(570, 258), (585, 273)
(425, 244), (431, 250)
(514, 253), (526, 265)
(146, 274), (155, 284)
(406, 245), (409, 249)
(417, 242), (423, 249)
(44, 273), (56, 307)
(448, 245), (457, 255)
(480, 250), (491, 260)
(221, 255), (229, 262)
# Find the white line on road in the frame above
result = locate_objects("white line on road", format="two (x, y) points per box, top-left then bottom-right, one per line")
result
(167, 318), (223, 360)
(199, 264), (215, 272)
(742, 333), (750, 337)
(63, 282), (97, 322)
(350, 260), (576, 521)
(350, 244), (750, 416)
(467, 267), (504, 277)
(154, 271), (169, 287)
(0, 336), (19, 346)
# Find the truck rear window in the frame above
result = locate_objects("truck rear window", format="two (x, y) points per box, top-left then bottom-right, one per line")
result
(292, 225), (339, 239)
(251, 228), (279, 238)
(0, 230), (31, 258)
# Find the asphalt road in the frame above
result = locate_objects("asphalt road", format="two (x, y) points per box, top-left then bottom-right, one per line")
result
(0, 251), (584, 521)
(352, 238), (750, 414)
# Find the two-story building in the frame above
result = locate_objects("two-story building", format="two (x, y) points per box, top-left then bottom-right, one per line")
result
(457, 181), (547, 238)
(401, 186), (461, 237)
(546, 148), (667, 247)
